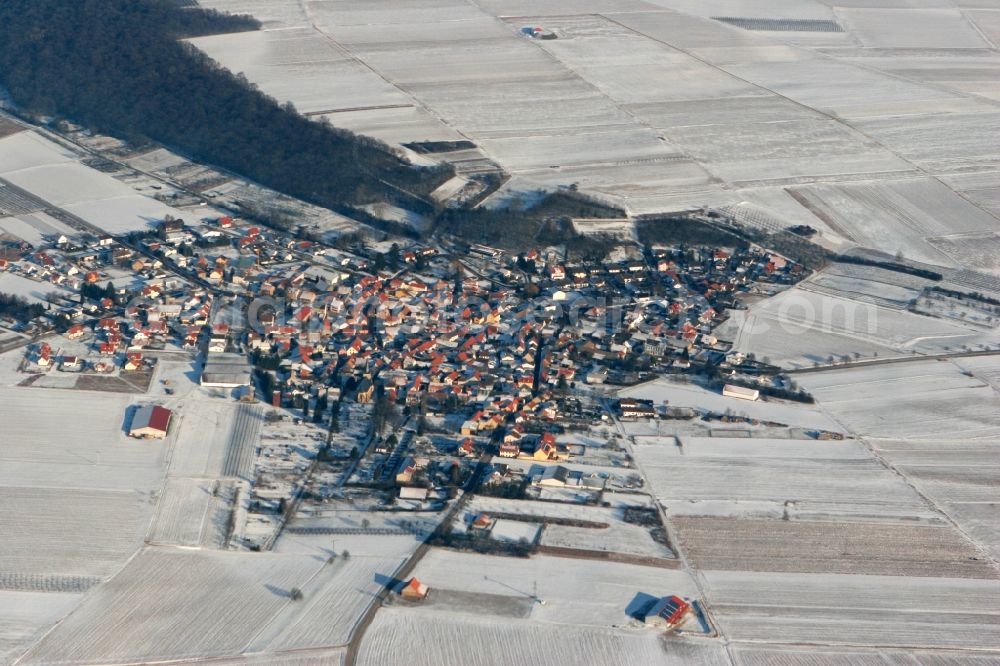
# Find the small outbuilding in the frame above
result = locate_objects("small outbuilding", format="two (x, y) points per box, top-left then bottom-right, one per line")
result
(400, 577), (429, 600)
(645, 595), (691, 630)
(129, 405), (172, 439)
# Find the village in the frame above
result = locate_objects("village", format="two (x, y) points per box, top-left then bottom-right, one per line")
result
(0, 201), (819, 633)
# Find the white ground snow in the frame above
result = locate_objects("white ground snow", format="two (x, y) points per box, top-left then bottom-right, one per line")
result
(0, 591), (82, 665)
(357, 607), (729, 666)
(618, 378), (841, 431)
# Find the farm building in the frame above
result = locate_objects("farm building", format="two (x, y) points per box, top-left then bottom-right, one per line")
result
(200, 353), (252, 388)
(618, 398), (657, 418)
(400, 577), (429, 600)
(723, 384), (760, 401)
(644, 595), (691, 629)
(129, 405), (172, 439)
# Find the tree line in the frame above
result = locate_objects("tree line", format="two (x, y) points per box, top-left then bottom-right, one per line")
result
(0, 0), (452, 213)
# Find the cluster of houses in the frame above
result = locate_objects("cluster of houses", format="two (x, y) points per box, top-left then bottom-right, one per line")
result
(5, 211), (807, 544)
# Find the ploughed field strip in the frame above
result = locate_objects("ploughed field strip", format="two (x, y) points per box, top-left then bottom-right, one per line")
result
(673, 517), (997, 579)
(714, 17), (844, 33)
(0, 178), (50, 216)
(222, 403), (263, 480)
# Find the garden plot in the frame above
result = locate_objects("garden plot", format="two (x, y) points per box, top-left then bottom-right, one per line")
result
(0, 486), (152, 578)
(968, 9), (1000, 48)
(673, 516), (994, 579)
(358, 608), (729, 666)
(872, 437), (1000, 504)
(0, 133), (190, 234)
(410, 550), (698, 628)
(276, 530), (424, 561)
(475, 0), (657, 18)
(0, 591), (82, 665)
(842, 52), (1000, 103)
(629, 95), (819, 131)
(608, 9), (773, 51)
(798, 361), (1000, 440)
(802, 269), (924, 309)
(869, 435), (1000, 561)
(635, 437), (933, 520)
(927, 232), (1000, 276)
(166, 394), (241, 478)
(619, 378), (841, 431)
(211, 650), (346, 666)
(460, 496), (672, 559)
(20, 548), (329, 665)
(0, 272), (71, 304)
(836, 8), (989, 49)
(642, 0), (836, 21)
(702, 570), (1000, 649)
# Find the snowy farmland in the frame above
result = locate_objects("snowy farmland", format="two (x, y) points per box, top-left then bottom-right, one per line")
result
(20, 548), (340, 664)
(797, 361), (1000, 441)
(0, 591), (82, 665)
(0, 130), (191, 234)
(146, 0), (1000, 270)
(634, 436), (933, 522)
(0, 387), (167, 580)
(702, 571), (1000, 650)
(409, 550), (697, 628)
(0, 387), (166, 491)
(618, 378), (841, 431)
(357, 608), (730, 666)
(462, 496), (674, 559)
(0, 272), (71, 304)
(729, 283), (1000, 369)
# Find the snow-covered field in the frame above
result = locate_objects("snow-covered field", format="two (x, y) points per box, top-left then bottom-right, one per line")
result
(0, 385), (166, 584)
(146, 477), (220, 547)
(0, 131), (191, 234)
(462, 496), (673, 559)
(0, 591), (82, 665)
(0, 386), (166, 491)
(0, 211), (77, 246)
(358, 608), (730, 666)
(618, 379), (841, 431)
(703, 571), (1000, 649)
(250, 555), (404, 652)
(730, 285), (1000, 369)
(0, 272), (71, 304)
(798, 361), (1000, 440)
(19, 548), (330, 664)
(410, 550), (695, 628)
(634, 436), (931, 521)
